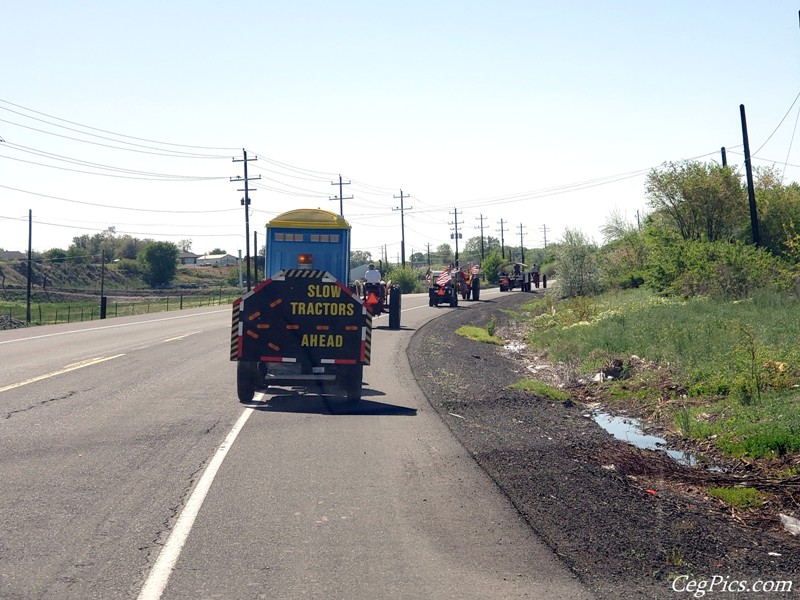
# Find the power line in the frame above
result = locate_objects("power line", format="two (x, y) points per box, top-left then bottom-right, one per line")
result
(0, 117), (230, 159)
(1, 141), (227, 179)
(0, 97), (241, 151)
(0, 184), (239, 213)
(0, 151), (226, 181)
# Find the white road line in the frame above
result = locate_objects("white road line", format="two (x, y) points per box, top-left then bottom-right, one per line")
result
(161, 331), (202, 343)
(0, 309), (228, 345)
(0, 354), (126, 393)
(137, 401), (257, 600)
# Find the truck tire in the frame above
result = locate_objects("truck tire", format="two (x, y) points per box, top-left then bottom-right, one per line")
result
(471, 277), (480, 301)
(388, 286), (401, 329)
(341, 365), (363, 401)
(237, 361), (260, 403)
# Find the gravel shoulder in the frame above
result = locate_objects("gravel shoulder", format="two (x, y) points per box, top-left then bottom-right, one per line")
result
(407, 290), (800, 600)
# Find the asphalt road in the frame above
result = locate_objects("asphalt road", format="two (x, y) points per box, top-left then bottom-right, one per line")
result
(0, 289), (591, 599)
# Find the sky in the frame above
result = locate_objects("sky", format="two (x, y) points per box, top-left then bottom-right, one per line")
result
(2, 1), (800, 264)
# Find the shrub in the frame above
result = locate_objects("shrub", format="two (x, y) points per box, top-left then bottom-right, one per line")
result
(385, 265), (418, 294)
(115, 258), (141, 276)
(553, 228), (601, 298)
(481, 251), (504, 284)
(645, 239), (791, 299)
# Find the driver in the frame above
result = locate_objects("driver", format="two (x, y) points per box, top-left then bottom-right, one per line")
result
(364, 263), (382, 284)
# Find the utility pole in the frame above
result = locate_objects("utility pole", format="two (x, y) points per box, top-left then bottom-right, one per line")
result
(498, 218), (508, 259)
(232, 149), (260, 291)
(541, 224), (549, 249)
(426, 242), (431, 267)
(330, 174), (352, 216)
(517, 223), (526, 264)
(100, 250), (107, 319)
(720, 146), (727, 167)
(393, 190), (412, 267)
(449, 208), (463, 266)
(26, 209), (32, 325)
(253, 230), (259, 283)
(740, 104), (760, 247)
(476, 213), (486, 260)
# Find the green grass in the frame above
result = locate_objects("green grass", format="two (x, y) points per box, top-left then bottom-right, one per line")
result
(508, 379), (570, 401)
(707, 487), (764, 509)
(525, 288), (800, 387)
(455, 325), (503, 345)
(676, 392), (800, 458)
(523, 287), (800, 460)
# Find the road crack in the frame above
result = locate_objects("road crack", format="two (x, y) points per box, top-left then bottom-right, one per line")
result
(4, 390), (78, 419)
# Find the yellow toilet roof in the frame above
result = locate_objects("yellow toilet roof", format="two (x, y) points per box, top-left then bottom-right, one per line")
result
(267, 209), (351, 230)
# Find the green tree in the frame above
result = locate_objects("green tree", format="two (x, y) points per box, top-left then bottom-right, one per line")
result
(754, 167), (800, 261)
(138, 241), (179, 287)
(554, 228), (600, 298)
(435, 243), (453, 266)
(43, 248), (68, 263)
(350, 250), (373, 268)
(598, 210), (648, 289)
(114, 235), (142, 260)
(208, 248), (227, 255)
(462, 235), (501, 263)
(646, 161), (746, 242)
(481, 250), (504, 284)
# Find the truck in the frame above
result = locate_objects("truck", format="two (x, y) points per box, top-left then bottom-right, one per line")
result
(231, 209), (394, 403)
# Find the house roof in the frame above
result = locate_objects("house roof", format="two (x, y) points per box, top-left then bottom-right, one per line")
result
(0, 251), (27, 261)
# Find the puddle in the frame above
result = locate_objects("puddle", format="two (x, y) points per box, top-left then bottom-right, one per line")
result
(591, 411), (700, 467)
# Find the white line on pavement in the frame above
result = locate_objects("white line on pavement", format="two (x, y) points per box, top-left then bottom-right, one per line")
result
(137, 402), (257, 600)
(0, 309), (228, 345)
(0, 354), (126, 393)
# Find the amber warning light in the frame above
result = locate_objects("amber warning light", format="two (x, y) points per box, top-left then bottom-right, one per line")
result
(297, 254), (313, 269)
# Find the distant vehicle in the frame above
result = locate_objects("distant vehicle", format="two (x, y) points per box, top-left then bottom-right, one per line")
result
(428, 269), (459, 307)
(498, 262), (531, 292)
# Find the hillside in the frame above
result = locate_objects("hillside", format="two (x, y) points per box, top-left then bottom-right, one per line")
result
(0, 259), (239, 298)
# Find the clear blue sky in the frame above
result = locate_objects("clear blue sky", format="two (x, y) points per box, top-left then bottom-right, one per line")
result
(2, 1), (800, 263)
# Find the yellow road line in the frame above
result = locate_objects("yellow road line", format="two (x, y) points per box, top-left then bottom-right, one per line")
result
(0, 354), (126, 393)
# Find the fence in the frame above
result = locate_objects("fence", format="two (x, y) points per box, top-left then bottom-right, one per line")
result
(1, 292), (238, 329)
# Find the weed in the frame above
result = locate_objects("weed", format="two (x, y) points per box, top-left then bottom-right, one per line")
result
(455, 325), (503, 345)
(486, 315), (497, 337)
(522, 287), (800, 460)
(508, 379), (570, 401)
(676, 409), (692, 436)
(707, 487), (764, 509)
(664, 548), (684, 567)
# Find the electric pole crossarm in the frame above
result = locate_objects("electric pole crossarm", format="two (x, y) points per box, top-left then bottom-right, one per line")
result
(449, 208), (464, 266)
(330, 174), (352, 216)
(393, 190), (412, 267)
(231, 149), (260, 291)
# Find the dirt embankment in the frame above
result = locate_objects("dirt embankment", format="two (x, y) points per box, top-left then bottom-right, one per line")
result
(407, 291), (800, 599)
